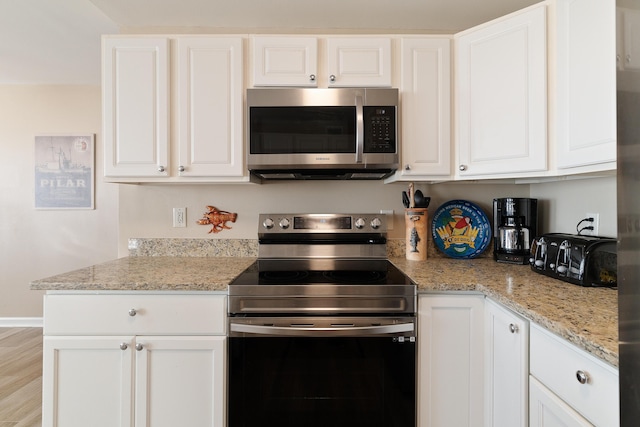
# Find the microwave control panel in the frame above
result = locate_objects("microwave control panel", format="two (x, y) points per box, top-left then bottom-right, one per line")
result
(363, 106), (396, 153)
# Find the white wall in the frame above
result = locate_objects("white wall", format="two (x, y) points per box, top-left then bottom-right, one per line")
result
(0, 85), (118, 319)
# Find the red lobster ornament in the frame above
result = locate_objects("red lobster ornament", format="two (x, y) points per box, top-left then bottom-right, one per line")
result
(197, 206), (238, 233)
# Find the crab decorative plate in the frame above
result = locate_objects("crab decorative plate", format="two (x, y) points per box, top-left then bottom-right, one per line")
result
(431, 199), (491, 259)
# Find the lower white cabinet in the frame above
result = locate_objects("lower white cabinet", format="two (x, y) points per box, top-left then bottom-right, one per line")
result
(529, 324), (619, 427)
(530, 376), (593, 427)
(418, 294), (485, 427)
(41, 293), (227, 427)
(485, 299), (529, 427)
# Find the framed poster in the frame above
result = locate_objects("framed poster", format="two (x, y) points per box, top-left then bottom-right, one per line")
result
(35, 134), (95, 209)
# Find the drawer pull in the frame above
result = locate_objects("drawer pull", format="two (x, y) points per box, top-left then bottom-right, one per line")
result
(135, 343), (144, 351)
(120, 342), (128, 350)
(128, 308), (137, 317)
(576, 370), (590, 384)
(509, 323), (519, 333)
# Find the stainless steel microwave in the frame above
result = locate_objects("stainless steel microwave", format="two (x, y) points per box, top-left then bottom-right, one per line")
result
(246, 88), (399, 180)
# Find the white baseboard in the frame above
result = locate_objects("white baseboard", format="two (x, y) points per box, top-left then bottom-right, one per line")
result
(0, 317), (43, 327)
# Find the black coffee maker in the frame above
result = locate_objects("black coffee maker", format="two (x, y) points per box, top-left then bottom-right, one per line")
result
(492, 198), (538, 264)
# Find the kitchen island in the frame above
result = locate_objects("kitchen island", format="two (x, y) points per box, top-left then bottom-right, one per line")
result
(31, 254), (618, 368)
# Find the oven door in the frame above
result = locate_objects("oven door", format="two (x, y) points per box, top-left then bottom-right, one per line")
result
(228, 317), (416, 427)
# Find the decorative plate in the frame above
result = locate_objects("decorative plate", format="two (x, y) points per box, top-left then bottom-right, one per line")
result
(431, 200), (492, 259)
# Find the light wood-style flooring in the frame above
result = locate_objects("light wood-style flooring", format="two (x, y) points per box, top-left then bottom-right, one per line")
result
(0, 328), (42, 427)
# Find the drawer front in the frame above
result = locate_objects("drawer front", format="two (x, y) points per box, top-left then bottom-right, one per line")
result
(44, 294), (227, 335)
(530, 324), (619, 427)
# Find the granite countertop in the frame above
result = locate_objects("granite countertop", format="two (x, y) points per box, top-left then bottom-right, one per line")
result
(31, 254), (619, 368)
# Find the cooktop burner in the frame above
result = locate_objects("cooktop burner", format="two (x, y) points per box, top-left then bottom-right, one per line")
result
(229, 259), (411, 287)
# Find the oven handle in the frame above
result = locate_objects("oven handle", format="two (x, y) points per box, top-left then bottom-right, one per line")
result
(229, 321), (414, 337)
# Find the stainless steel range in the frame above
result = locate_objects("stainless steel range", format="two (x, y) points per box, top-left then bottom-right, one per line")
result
(227, 213), (416, 427)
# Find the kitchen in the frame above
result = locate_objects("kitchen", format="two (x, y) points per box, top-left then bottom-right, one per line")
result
(0, 0), (629, 426)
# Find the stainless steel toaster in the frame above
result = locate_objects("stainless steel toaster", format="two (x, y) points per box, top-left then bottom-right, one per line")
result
(529, 233), (617, 287)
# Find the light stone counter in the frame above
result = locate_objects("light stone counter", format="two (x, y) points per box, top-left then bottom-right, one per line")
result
(390, 257), (618, 368)
(30, 256), (256, 292)
(30, 237), (618, 367)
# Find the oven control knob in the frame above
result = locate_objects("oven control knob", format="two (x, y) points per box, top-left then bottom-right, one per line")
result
(371, 217), (382, 229)
(279, 218), (291, 229)
(263, 218), (275, 229)
(355, 218), (366, 229)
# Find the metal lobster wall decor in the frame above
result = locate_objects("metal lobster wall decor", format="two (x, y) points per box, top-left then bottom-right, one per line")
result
(197, 206), (238, 233)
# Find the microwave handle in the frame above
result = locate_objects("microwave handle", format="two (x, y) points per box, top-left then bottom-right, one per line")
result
(355, 94), (363, 163)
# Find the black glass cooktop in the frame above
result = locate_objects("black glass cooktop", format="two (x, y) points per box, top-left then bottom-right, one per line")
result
(229, 259), (413, 287)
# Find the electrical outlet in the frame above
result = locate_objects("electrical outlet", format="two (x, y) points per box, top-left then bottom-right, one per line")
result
(583, 212), (600, 236)
(173, 207), (186, 228)
(380, 209), (394, 230)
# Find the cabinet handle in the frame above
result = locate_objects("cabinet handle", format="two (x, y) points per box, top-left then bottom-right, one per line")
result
(128, 308), (137, 317)
(627, 54), (631, 63)
(309, 74), (316, 82)
(157, 166), (165, 173)
(135, 343), (144, 351)
(329, 74), (336, 83)
(576, 370), (589, 384)
(178, 166), (185, 173)
(120, 342), (128, 350)
(405, 164), (411, 171)
(459, 164), (467, 171)
(509, 323), (519, 333)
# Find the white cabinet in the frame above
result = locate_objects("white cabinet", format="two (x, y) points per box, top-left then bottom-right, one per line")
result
(397, 37), (452, 179)
(326, 37), (392, 87)
(103, 36), (246, 182)
(417, 294), (484, 427)
(251, 36), (318, 86)
(619, 7), (640, 71)
(529, 324), (619, 427)
(484, 299), (529, 427)
(529, 376), (594, 427)
(176, 37), (244, 178)
(42, 294), (227, 427)
(553, 0), (616, 173)
(103, 37), (170, 178)
(454, 4), (548, 179)
(251, 35), (392, 87)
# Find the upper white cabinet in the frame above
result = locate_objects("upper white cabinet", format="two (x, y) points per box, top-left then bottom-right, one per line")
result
(177, 37), (244, 178)
(619, 7), (640, 71)
(397, 37), (452, 179)
(326, 37), (392, 87)
(103, 35), (246, 182)
(454, 4), (548, 179)
(103, 37), (170, 178)
(252, 36), (318, 86)
(553, 0), (616, 173)
(251, 36), (392, 87)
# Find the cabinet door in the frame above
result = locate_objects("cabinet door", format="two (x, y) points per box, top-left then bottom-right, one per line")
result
(621, 8), (640, 70)
(177, 37), (244, 178)
(529, 376), (594, 427)
(252, 36), (318, 86)
(418, 294), (484, 427)
(455, 5), (547, 178)
(555, 0), (616, 171)
(42, 336), (134, 427)
(103, 37), (169, 178)
(399, 38), (452, 179)
(485, 299), (529, 427)
(326, 37), (392, 87)
(135, 336), (226, 427)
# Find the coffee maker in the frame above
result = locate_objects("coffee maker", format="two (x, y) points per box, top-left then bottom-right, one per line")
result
(493, 198), (538, 264)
